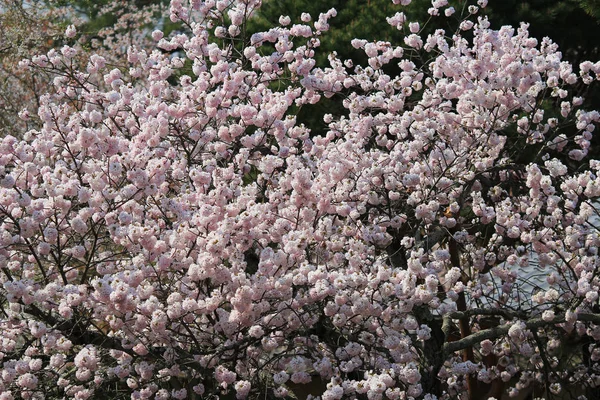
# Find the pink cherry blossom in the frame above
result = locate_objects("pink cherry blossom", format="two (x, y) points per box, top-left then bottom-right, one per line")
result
(0, 0), (600, 399)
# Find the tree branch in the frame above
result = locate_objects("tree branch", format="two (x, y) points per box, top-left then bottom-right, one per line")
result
(443, 312), (600, 355)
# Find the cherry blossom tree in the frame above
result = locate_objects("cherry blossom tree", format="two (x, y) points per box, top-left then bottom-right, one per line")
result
(1, 0), (600, 399)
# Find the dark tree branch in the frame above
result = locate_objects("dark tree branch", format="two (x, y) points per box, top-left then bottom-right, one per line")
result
(443, 312), (600, 355)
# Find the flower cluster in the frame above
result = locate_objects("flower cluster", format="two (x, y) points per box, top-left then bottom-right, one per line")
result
(0, 0), (600, 399)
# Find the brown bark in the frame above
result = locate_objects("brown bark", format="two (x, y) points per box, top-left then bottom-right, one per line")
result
(448, 238), (476, 399)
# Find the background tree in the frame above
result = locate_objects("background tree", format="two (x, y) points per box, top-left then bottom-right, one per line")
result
(0, 0), (170, 139)
(0, 0), (68, 137)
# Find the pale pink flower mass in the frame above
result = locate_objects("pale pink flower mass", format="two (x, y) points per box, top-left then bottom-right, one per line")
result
(0, 0), (599, 399)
